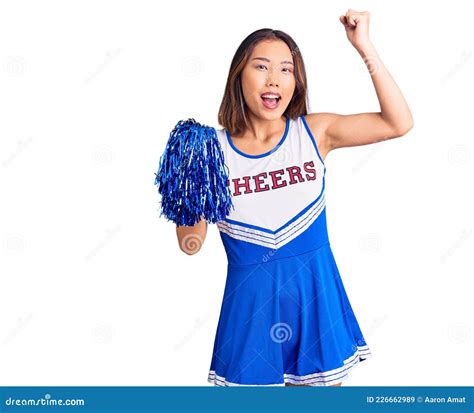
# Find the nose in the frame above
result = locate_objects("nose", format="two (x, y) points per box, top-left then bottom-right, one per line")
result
(266, 77), (279, 87)
(266, 68), (279, 87)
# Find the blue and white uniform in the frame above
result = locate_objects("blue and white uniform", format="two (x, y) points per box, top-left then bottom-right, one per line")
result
(207, 115), (372, 386)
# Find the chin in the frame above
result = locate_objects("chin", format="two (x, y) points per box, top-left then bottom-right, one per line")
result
(258, 110), (284, 120)
(248, 104), (285, 121)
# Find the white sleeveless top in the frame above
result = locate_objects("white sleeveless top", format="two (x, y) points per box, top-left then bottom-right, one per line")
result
(215, 115), (328, 266)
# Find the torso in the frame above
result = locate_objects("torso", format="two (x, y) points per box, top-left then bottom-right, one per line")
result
(214, 115), (328, 262)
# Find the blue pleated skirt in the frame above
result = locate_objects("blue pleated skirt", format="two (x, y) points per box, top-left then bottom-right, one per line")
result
(207, 241), (372, 386)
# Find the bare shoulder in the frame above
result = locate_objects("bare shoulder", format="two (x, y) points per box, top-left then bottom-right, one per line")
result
(303, 112), (340, 160)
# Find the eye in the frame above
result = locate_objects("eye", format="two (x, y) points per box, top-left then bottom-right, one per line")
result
(256, 64), (267, 70)
(282, 67), (293, 73)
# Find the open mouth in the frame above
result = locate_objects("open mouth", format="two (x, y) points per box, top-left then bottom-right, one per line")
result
(261, 94), (281, 109)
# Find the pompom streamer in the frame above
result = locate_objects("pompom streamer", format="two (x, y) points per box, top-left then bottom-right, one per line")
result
(154, 118), (234, 226)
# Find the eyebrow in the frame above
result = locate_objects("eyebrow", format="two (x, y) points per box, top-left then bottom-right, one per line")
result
(252, 57), (294, 65)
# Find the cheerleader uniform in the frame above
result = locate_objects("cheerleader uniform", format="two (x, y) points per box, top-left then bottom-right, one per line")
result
(207, 114), (372, 386)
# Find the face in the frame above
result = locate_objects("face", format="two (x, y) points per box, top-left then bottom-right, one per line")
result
(241, 40), (296, 121)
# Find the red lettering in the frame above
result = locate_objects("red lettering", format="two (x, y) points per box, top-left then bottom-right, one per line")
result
(268, 169), (287, 189)
(232, 176), (252, 196)
(303, 160), (317, 181)
(286, 166), (304, 185)
(253, 172), (270, 192)
(228, 160), (318, 196)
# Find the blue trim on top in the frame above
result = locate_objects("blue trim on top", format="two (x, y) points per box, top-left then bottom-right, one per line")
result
(222, 197), (326, 245)
(224, 217), (275, 234)
(300, 114), (326, 170)
(225, 116), (290, 159)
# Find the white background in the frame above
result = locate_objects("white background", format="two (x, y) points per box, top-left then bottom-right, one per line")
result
(0, 0), (472, 386)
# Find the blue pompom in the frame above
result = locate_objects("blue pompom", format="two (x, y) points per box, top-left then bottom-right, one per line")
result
(154, 118), (235, 226)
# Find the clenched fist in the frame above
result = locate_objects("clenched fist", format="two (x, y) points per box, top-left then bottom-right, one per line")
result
(340, 9), (371, 51)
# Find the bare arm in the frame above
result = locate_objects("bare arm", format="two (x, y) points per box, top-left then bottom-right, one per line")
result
(176, 216), (208, 255)
(307, 10), (414, 153)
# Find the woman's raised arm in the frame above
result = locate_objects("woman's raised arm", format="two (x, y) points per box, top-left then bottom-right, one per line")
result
(307, 10), (414, 153)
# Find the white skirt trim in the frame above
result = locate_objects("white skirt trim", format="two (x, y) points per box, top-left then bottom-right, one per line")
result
(207, 345), (372, 387)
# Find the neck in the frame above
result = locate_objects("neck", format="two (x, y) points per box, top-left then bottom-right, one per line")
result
(245, 113), (287, 141)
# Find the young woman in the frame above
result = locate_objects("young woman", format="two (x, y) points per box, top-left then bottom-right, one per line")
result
(176, 9), (413, 386)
